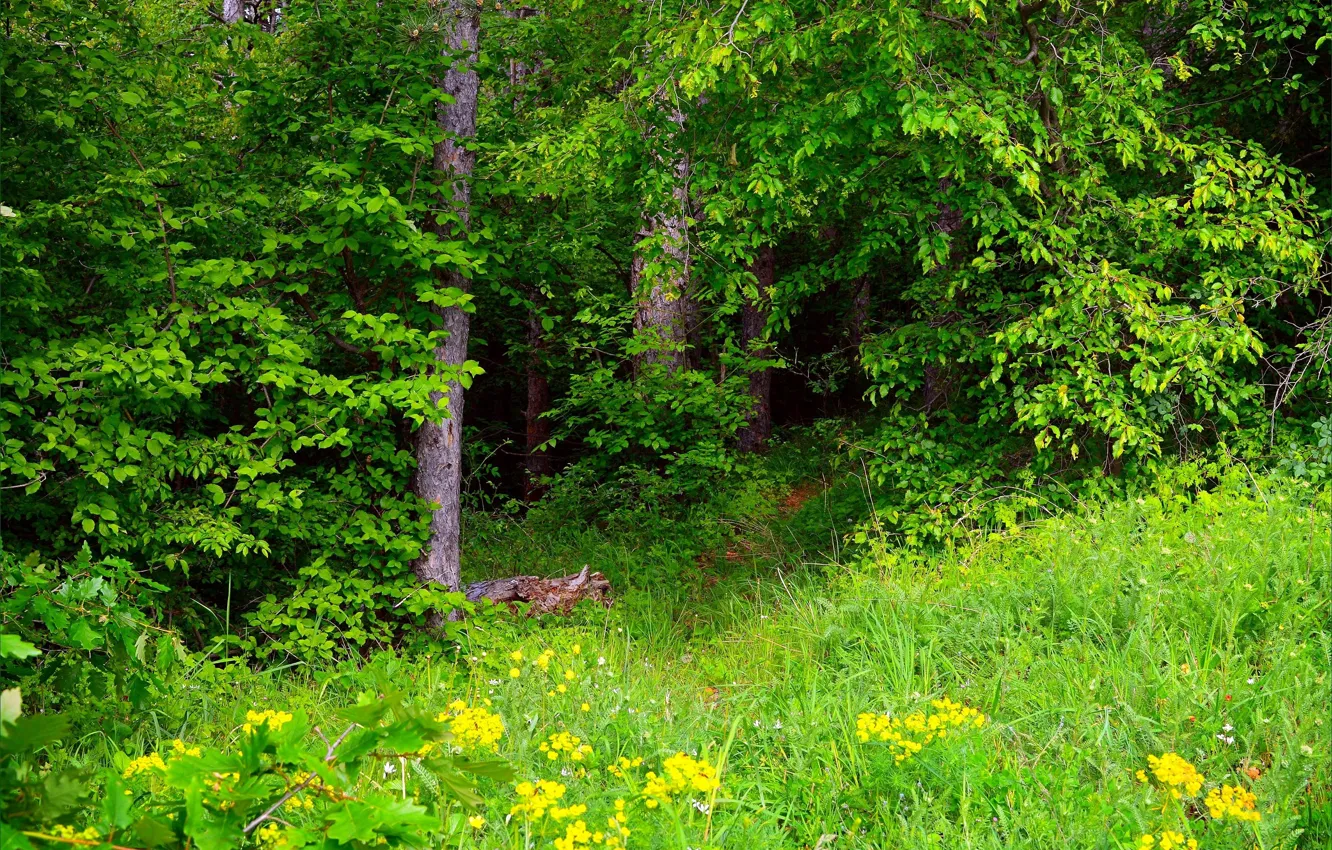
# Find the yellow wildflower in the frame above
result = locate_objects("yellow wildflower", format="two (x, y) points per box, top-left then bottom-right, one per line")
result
(581, 702), (591, 712)
(510, 667), (521, 678)
(642, 752), (721, 806)
(1146, 753), (1205, 798)
(243, 710), (294, 734)
(555, 819), (593, 850)
(467, 815), (485, 829)
(434, 700), (505, 752)
(510, 779), (568, 819)
(1205, 784), (1261, 822)
(540, 731), (594, 762)
(122, 752), (168, 779)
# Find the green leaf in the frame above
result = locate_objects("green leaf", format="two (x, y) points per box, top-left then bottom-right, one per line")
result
(325, 801), (381, 842)
(78, 140), (99, 159)
(0, 634), (40, 659)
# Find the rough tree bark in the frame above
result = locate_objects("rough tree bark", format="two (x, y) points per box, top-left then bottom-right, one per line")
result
(413, 0), (481, 595)
(738, 244), (774, 453)
(466, 566), (612, 615)
(632, 102), (692, 375)
(222, 0), (244, 24)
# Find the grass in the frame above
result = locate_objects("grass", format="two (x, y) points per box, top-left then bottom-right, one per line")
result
(58, 479), (1331, 849)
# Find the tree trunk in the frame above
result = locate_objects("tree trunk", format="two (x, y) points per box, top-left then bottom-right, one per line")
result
(524, 305), (553, 501)
(466, 566), (612, 615)
(222, 0), (244, 24)
(632, 106), (692, 374)
(414, 0), (481, 595)
(739, 244), (774, 453)
(847, 275), (871, 348)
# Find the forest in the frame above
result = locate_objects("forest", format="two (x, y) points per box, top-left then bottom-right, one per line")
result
(1, 0), (1330, 849)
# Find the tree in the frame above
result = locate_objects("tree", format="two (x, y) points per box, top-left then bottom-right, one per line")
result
(414, 0), (484, 595)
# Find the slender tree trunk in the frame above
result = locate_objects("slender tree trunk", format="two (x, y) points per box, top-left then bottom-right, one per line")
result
(632, 105), (692, 374)
(222, 0), (244, 24)
(738, 244), (774, 453)
(414, 0), (481, 594)
(924, 179), (963, 415)
(524, 303), (553, 501)
(847, 275), (871, 348)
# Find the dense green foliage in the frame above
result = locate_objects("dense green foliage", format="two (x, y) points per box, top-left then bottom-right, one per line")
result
(1, 0), (1329, 848)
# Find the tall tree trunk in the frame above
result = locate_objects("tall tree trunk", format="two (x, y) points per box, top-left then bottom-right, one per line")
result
(847, 275), (871, 349)
(739, 244), (774, 453)
(924, 179), (963, 415)
(414, 0), (481, 594)
(524, 305), (553, 501)
(222, 0), (244, 24)
(632, 106), (692, 374)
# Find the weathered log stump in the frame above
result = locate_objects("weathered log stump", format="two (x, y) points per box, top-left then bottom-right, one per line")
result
(465, 566), (612, 615)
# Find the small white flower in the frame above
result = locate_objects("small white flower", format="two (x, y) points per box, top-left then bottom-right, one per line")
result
(561, 768), (572, 777)
(691, 800), (711, 815)
(1247, 678), (1256, 685)
(753, 719), (761, 728)
(383, 762), (397, 776)
(1223, 723), (1234, 732)
(598, 656), (607, 666)
(772, 719), (783, 730)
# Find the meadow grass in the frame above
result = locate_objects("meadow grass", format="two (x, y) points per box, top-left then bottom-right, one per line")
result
(74, 481), (1330, 849)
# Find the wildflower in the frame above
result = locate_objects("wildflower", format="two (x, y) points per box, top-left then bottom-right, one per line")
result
(855, 698), (984, 762)
(554, 819), (593, 850)
(641, 753), (721, 806)
(510, 667), (521, 678)
(510, 779), (568, 820)
(598, 657), (606, 666)
(1205, 784), (1261, 822)
(468, 815), (485, 829)
(536, 649), (555, 671)
(581, 702), (591, 712)
(565, 669), (576, 681)
(510, 650), (524, 662)
(572, 644), (582, 654)
(122, 752), (168, 779)
(540, 731), (594, 762)
(432, 700), (504, 752)
(168, 739), (201, 757)
(1146, 753), (1205, 798)
(1157, 830), (1196, 850)
(607, 756), (643, 777)
(243, 710), (294, 734)
(255, 823), (289, 849)
(558, 684), (568, 694)
(50, 826), (102, 841)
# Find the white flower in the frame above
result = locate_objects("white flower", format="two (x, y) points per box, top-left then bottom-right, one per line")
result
(1223, 723), (1234, 732)
(772, 719), (783, 730)
(1247, 678), (1256, 685)
(691, 800), (711, 815)
(598, 657), (607, 666)
(384, 762), (397, 776)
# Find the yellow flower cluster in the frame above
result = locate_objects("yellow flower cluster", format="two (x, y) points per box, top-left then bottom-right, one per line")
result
(540, 731), (593, 762)
(592, 800), (631, 848)
(554, 819), (593, 850)
(122, 752), (168, 779)
(1137, 831), (1197, 850)
(855, 698), (986, 762)
(642, 753), (721, 807)
(50, 825), (102, 841)
(436, 700), (505, 752)
(243, 709), (294, 734)
(1146, 753), (1205, 799)
(536, 648), (556, 671)
(255, 823), (290, 849)
(607, 756), (643, 777)
(1205, 784), (1261, 822)
(511, 779), (573, 820)
(168, 739), (202, 757)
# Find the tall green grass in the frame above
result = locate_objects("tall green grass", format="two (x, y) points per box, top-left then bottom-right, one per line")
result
(65, 482), (1330, 849)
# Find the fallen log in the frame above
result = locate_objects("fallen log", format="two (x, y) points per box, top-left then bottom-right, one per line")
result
(465, 566), (612, 615)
